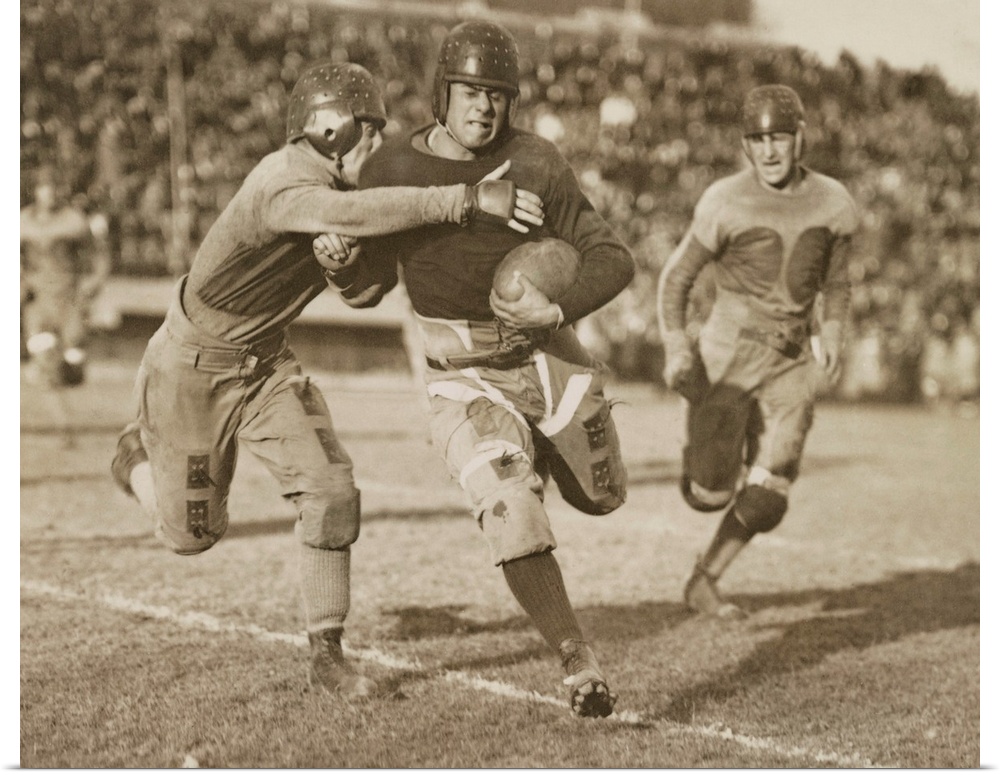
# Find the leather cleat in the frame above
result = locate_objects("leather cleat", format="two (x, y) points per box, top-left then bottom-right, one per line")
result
(111, 422), (147, 497)
(683, 562), (748, 621)
(559, 639), (617, 718)
(308, 628), (377, 699)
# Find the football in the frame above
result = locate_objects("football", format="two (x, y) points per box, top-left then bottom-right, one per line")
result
(492, 238), (582, 302)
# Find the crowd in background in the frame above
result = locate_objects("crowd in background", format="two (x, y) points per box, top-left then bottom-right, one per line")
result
(20, 0), (979, 402)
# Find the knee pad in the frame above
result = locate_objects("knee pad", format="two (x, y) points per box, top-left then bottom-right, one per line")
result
(734, 484), (788, 534)
(680, 474), (734, 512)
(26, 332), (65, 386)
(294, 486), (361, 550)
(26, 331), (58, 357)
(156, 516), (225, 556)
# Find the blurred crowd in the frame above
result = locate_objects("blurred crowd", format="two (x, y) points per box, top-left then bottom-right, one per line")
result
(20, 0), (979, 402)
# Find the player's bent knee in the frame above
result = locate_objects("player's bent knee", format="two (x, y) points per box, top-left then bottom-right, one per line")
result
(734, 484), (788, 533)
(573, 488), (625, 516)
(480, 486), (556, 566)
(552, 461), (626, 515)
(156, 520), (225, 556)
(681, 474), (734, 512)
(535, 406), (627, 517)
(295, 486), (361, 550)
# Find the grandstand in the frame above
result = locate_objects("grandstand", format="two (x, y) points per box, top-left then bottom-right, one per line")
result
(20, 0), (979, 401)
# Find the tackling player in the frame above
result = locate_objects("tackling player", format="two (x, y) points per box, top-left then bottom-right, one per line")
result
(656, 84), (858, 619)
(109, 62), (544, 698)
(316, 21), (635, 718)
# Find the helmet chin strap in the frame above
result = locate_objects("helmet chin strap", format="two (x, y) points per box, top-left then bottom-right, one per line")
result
(435, 119), (498, 158)
(434, 95), (515, 158)
(436, 119), (467, 150)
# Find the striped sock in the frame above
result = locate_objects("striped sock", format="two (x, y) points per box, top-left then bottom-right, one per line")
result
(502, 551), (584, 652)
(299, 546), (351, 634)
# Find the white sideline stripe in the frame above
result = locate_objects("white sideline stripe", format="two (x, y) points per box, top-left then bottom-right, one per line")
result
(21, 579), (891, 768)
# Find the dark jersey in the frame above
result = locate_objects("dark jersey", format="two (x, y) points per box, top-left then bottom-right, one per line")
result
(660, 167), (857, 333)
(357, 126), (634, 325)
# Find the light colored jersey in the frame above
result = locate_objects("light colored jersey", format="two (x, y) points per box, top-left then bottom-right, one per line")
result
(660, 167), (858, 333)
(181, 142), (466, 344)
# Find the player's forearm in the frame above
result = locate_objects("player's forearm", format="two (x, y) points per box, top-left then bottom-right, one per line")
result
(544, 202), (634, 324)
(554, 244), (634, 326)
(657, 233), (713, 334)
(820, 235), (853, 323)
(269, 185), (466, 237)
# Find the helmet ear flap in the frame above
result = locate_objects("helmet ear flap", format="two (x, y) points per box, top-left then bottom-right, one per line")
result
(794, 121), (806, 160)
(287, 63), (387, 160)
(432, 79), (450, 125)
(506, 92), (520, 129)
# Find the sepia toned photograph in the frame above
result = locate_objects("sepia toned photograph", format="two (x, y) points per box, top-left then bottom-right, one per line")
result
(19, 0), (981, 767)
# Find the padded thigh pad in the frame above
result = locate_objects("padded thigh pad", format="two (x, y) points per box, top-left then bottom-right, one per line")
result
(685, 382), (754, 492)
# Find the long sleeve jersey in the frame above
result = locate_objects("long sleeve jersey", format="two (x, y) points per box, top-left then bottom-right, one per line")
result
(658, 167), (858, 336)
(181, 142), (470, 344)
(356, 126), (635, 326)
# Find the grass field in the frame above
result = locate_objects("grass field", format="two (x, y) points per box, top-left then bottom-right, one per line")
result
(19, 356), (981, 768)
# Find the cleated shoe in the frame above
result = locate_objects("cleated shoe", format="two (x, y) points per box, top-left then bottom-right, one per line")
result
(308, 628), (377, 699)
(683, 561), (748, 620)
(111, 422), (148, 497)
(559, 639), (618, 718)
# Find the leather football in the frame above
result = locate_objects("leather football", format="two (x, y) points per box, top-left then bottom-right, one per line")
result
(492, 238), (582, 302)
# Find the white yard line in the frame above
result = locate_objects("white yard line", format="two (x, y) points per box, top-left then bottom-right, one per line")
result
(21, 578), (892, 768)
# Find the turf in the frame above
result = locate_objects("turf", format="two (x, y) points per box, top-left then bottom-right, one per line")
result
(20, 363), (980, 767)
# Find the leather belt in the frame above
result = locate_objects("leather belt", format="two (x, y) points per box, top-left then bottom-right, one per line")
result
(738, 327), (803, 360)
(426, 345), (535, 371)
(177, 334), (285, 373)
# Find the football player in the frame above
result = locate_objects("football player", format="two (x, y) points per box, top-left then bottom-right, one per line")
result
(314, 21), (635, 718)
(110, 62), (543, 698)
(656, 84), (858, 619)
(21, 164), (111, 388)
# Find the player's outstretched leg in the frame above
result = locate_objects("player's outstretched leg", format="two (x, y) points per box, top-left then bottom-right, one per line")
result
(559, 639), (618, 718)
(501, 552), (618, 718)
(307, 627), (377, 699)
(682, 558), (748, 621)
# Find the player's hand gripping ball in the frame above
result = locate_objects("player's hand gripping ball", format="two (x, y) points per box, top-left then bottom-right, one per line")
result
(492, 238), (581, 303)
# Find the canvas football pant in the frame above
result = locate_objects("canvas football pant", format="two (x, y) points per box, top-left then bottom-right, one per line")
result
(424, 350), (627, 565)
(684, 301), (824, 505)
(132, 295), (360, 556)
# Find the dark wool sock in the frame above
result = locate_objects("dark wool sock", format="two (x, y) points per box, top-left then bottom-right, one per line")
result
(701, 505), (754, 578)
(502, 551), (584, 652)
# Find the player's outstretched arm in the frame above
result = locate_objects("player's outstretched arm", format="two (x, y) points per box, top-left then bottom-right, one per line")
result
(267, 160), (543, 238)
(474, 161), (544, 234)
